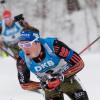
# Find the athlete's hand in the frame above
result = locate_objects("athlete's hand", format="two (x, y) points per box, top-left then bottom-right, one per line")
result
(41, 78), (61, 91)
(47, 78), (61, 90)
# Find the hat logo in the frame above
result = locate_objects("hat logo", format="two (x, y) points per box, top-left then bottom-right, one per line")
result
(33, 33), (39, 38)
(21, 33), (30, 37)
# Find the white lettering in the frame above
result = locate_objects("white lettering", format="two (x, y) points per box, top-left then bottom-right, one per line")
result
(35, 66), (42, 72)
(41, 63), (48, 68)
(47, 60), (54, 66)
(21, 33), (30, 37)
(34, 60), (55, 72)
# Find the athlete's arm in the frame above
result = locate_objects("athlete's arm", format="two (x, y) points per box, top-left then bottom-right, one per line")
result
(53, 39), (84, 78)
(17, 56), (41, 90)
(14, 14), (39, 35)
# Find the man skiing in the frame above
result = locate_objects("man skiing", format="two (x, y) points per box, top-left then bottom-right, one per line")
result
(17, 28), (89, 100)
(0, 9), (35, 57)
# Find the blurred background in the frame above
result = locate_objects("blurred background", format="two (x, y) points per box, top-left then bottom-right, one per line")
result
(0, 0), (100, 100)
(1, 0), (100, 53)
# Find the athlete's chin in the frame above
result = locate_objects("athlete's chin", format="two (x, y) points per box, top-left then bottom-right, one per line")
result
(26, 53), (31, 58)
(26, 53), (39, 59)
(26, 54), (36, 59)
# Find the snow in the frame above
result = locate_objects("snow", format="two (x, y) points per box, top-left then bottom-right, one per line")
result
(78, 53), (100, 100)
(0, 57), (44, 100)
(0, 0), (100, 100)
(0, 53), (100, 100)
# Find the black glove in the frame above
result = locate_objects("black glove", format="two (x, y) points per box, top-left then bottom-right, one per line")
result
(51, 73), (64, 82)
(40, 78), (61, 91)
(40, 81), (47, 89)
(14, 14), (24, 22)
(40, 73), (64, 91)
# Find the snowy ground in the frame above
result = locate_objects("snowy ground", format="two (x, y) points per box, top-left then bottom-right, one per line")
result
(0, 1), (100, 100)
(0, 53), (100, 100)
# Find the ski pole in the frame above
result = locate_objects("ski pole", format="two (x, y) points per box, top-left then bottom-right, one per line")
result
(79, 36), (100, 55)
(0, 36), (100, 60)
(0, 46), (17, 60)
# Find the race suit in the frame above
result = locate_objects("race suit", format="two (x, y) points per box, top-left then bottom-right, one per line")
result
(0, 20), (22, 56)
(17, 38), (89, 100)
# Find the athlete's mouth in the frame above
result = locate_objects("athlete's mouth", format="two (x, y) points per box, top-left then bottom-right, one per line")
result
(26, 53), (30, 56)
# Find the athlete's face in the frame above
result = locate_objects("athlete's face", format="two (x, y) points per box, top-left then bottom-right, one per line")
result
(18, 41), (41, 59)
(4, 17), (13, 27)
